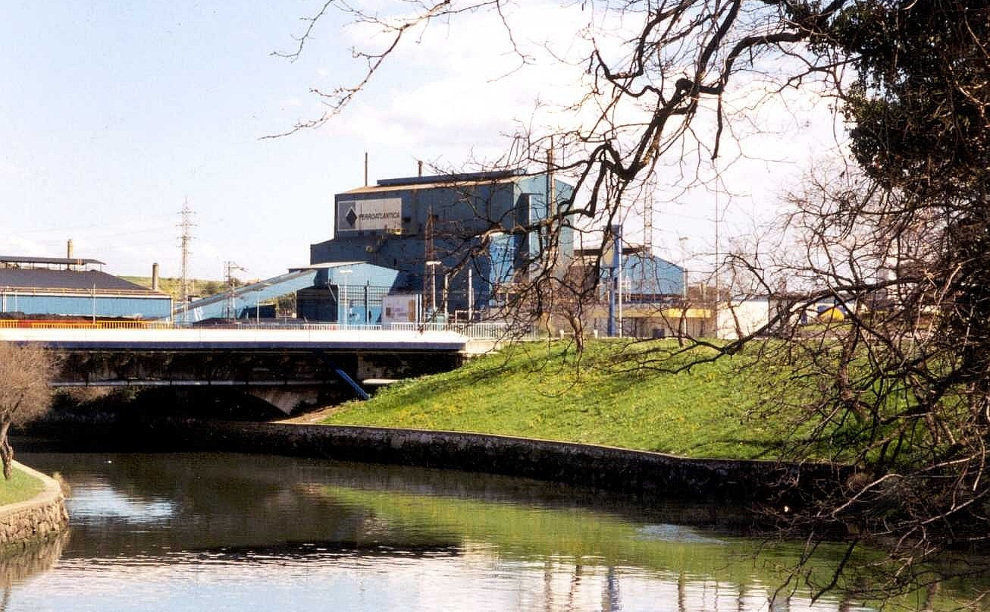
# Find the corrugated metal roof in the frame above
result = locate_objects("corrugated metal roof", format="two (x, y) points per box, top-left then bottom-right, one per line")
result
(0, 268), (162, 294)
(289, 261), (366, 271)
(376, 170), (525, 187)
(340, 174), (520, 195)
(0, 255), (105, 266)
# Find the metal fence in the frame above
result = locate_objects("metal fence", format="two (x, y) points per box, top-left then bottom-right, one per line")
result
(0, 318), (537, 339)
(387, 321), (539, 340)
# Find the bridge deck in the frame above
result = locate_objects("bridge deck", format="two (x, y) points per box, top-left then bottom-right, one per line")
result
(0, 327), (469, 352)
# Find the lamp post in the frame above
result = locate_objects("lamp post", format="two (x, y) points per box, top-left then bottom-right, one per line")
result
(254, 282), (269, 325)
(607, 225), (622, 337)
(426, 260), (441, 320)
(338, 268), (352, 326)
(467, 267), (474, 322)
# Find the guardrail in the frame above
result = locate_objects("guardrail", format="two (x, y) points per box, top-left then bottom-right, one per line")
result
(0, 320), (173, 330)
(0, 319), (538, 339)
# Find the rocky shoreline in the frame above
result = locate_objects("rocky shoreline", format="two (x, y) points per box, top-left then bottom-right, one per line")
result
(0, 463), (68, 554)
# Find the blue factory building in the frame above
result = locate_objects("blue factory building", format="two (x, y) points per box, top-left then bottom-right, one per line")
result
(574, 245), (685, 300)
(0, 255), (172, 320)
(310, 169), (574, 320)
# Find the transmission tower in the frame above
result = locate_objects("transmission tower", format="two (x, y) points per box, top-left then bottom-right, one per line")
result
(178, 199), (196, 319)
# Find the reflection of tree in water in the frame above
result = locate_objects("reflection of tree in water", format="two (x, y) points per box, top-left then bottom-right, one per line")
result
(0, 530), (68, 611)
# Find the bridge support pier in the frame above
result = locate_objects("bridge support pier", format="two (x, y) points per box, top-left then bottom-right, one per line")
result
(245, 387), (321, 415)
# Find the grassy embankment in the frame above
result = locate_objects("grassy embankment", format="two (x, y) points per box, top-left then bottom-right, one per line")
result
(0, 465), (45, 506)
(322, 339), (800, 460)
(122, 276), (229, 300)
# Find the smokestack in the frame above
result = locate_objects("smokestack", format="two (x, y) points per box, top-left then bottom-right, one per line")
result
(151, 263), (160, 292)
(67, 239), (74, 259)
(418, 160), (423, 177)
(364, 152), (369, 186)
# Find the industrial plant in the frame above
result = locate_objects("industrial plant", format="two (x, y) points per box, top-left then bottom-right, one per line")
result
(4, 168), (694, 337)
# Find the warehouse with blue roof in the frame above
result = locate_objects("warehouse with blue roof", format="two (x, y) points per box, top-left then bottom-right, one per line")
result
(0, 255), (172, 320)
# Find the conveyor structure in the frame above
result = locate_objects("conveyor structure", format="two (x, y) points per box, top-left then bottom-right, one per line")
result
(174, 269), (319, 324)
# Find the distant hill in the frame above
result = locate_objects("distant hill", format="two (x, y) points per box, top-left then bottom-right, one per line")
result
(121, 277), (238, 301)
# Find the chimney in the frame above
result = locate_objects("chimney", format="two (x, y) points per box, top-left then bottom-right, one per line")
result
(67, 239), (74, 259)
(152, 263), (160, 292)
(418, 160), (423, 177)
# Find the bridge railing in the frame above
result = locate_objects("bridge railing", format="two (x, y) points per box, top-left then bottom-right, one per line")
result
(0, 320), (175, 330)
(386, 322), (539, 340)
(0, 319), (538, 339)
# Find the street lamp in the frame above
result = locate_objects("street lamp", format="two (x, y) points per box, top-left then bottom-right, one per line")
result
(426, 260), (441, 320)
(338, 268), (352, 326)
(678, 236), (690, 299)
(254, 281), (270, 325)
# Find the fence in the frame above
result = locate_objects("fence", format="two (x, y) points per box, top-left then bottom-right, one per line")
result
(0, 319), (537, 339)
(387, 321), (539, 340)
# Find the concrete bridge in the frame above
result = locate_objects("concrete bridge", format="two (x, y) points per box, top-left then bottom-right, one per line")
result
(0, 325), (482, 413)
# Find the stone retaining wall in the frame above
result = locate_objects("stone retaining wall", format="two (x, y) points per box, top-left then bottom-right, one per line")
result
(0, 462), (69, 552)
(140, 419), (848, 509)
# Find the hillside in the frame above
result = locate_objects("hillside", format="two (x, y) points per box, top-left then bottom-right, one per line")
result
(322, 340), (793, 460)
(122, 276), (232, 300)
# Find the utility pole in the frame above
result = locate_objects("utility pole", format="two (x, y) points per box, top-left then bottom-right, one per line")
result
(178, 199), (195, 324)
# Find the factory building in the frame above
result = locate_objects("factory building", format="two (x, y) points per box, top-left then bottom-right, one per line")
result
(0, 255), (172, 320)
(309, 169), (574, 321)
(570, 244), (694, 338)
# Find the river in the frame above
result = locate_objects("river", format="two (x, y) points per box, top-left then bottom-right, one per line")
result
(0, 450), (983, 611)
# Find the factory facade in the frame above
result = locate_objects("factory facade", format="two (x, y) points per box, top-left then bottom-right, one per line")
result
(308, 169), (576, 322)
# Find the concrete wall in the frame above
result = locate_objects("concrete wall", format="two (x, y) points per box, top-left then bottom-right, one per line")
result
(0, 463), (68, 552)
(716, 299), (771, 340)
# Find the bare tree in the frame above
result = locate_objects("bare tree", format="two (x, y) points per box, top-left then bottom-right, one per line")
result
(0, 343), (54, 479)
(272, 0), (851, 347)
(278, 0), (990, 599)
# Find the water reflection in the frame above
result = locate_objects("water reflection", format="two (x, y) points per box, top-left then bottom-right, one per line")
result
(0, 451), (979, 611)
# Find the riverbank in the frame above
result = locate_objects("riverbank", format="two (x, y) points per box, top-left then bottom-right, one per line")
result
(22, 339), (847, 512)
(318, 339), (794, 460)
(19, 414), (844, 519)
(0, 462), (68, 553)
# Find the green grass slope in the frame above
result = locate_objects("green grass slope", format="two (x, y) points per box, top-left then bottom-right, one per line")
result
(0, 465), (46, 506)
(322, 340), (790, 460)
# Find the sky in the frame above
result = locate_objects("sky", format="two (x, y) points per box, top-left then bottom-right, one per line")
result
(0, 1), (846, 282)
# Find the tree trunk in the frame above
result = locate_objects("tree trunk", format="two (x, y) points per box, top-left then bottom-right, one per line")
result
(0, 421), (12, 481)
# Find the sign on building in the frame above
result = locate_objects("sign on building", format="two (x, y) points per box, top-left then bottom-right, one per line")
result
(336, 198), (403, 233)
(382, 294), (420, 324)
